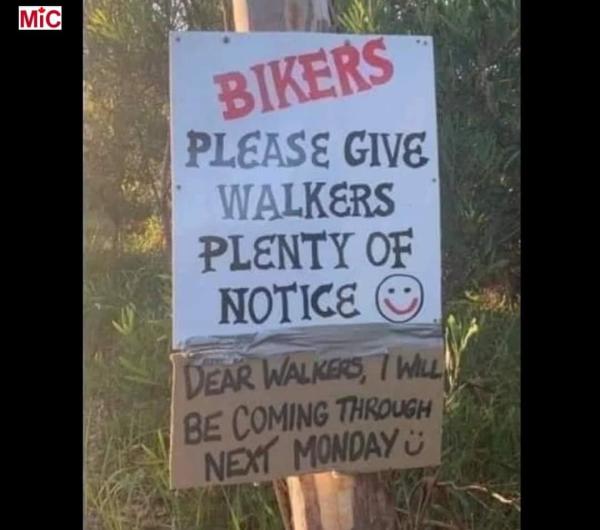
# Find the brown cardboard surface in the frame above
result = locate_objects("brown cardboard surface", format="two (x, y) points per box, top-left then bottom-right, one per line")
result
(170, 346), (444, 488)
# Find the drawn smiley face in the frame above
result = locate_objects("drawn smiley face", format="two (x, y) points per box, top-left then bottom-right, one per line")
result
(405, 430), (425, 456)
(376, 274), (424, 323)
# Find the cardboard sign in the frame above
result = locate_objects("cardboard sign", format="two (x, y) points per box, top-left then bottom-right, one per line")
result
(170, 347), (444, 488)
(169, 32), (441, 347)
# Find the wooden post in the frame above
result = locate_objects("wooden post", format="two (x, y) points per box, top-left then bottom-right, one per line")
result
(230, 1), (399, 529)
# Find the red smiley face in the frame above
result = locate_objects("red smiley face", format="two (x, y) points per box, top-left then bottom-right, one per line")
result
(376, 274), (424, 323)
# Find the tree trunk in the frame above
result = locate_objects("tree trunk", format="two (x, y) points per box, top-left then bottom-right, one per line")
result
(231, 2), (399, 529)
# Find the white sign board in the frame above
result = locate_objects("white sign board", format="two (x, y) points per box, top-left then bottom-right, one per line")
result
(170, 32), (441, 347)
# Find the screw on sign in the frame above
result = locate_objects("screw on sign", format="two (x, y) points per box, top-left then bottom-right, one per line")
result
(18, 6), (62, 30)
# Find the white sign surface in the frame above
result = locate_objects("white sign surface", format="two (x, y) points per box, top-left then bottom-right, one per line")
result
(170, 32), (441, 347)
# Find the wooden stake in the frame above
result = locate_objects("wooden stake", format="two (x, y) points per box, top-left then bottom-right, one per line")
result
(230, 1), (399, 528)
